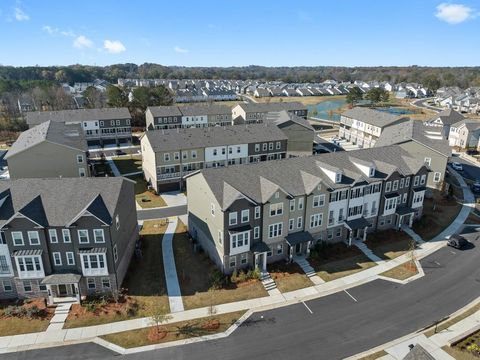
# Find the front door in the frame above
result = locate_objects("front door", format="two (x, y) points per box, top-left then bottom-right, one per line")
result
(295, 243), (302, 254)
(58, 284), (67, 296)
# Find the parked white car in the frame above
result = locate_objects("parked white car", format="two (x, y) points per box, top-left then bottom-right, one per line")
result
(451, 162), (463, 171)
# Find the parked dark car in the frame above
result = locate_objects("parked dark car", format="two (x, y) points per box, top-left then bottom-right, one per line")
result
(447, 234), (469, 249)
(466, 149), (479, 155)
(116, 149), (125, 156)
(472, 182), (480, 194)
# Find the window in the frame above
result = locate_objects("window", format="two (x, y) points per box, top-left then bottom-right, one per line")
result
(420, 175), (426, 185)
(164, 153), (170, 162)
(174, 152), (180, 160)
(23, 281), (32, 293)
(276, 141), (281, 150)
(310, 214), (323, 228)
(384, 197), (397, 211)
(49, 229), (58, 243)
(53, 252), (62, 266)
(12, 232), (24, 246)
(385, 181), (392, 192)
(335, 173), (342, 183)
(113, 244), (118, 262)
(269, 143), (274, 150)
(289, 218), (295, 231)
(17, 256), (42, 272)
(99, 120), (104, 126)
(102, 278), (111, 288)
(182, 152), (188, 160)
(76, 154), (84, 164)
(0, 255), (10, 274)
(348, 205), (363, 217)
(289, 199), (295, 211)
(413, 191), (424, 204)
(297, 217), (303, 229)
(267, 249), (272, 257)
(211, 203), (215, 216)
(270, 203), (283, 217)
(78, 230), (89, 244)
(424, 157), (431, 166)
(228, 147), (233, 154)
(255, 144), (260, 152)
(240, 209), (249, 223)
(350, 187), (363, 199)
(371, 201), (377, 216)
(276, 244), (283, 255)
(298, 198), (304, 210)
(229, 212), (237, 226)
(328, 210), (334, 226)
(268, 223), (283, 238)
(254, 226), (260, 239)
(262, 143), (267, 151)
(191, 150), (197, 159)
(403, 193), (408, 204)
(87, 278), (96, 289)
(93, 229), (104, 243)
(126, 119), (131, 125)
(338, 208), (344, 222)
(229, 256), (236, 268)
(221, 148), (226, 155)
(62, 229), (71, 243)
(313, 195), (325, 207)
(275, 192), (279, 199)
(2, 280), (12, 293)
(392, 180), (399, 191)
(413, 176), (420, 186)
(116, 120), (120, 126)
(405, 177), (411, 187)
(254, 206), (261, 219)
(433, 172), (441, 183)
(336, 228), (342, 237)
(79, 168), (86, 177)
(66, 252), (75, 265)
(28, 231), (40, 246)
(327, 230), (333, 239)
(230, 231), (250, 249)
(400, 178), (405, 189)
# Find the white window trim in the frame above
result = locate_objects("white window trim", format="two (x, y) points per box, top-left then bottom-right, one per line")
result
(11, 232), (24, 246)
(62, 229), (71, 243)
(253, 226), (260, 239)
(52, 252), (62, 266)
(66, 252), (75, 265)
(229, 212), (238, 226)
(93, 229), (105, 243)
(113, 244), (118, 262)
(49, 229), (58, 243)
(254, 206), (261, 219)
(78, 229), (89, 244)
(241, 209), (249, 223)
(27, 231), (40, 246)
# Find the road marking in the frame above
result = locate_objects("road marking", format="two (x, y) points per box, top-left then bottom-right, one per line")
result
(344, 290), (358, 302)
(434, 261), (441, 266)
(301, 301), (313, 314)
(450, 251), (456, 255)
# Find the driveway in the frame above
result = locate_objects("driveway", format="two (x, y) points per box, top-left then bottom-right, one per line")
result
(137, 205), (187, 220)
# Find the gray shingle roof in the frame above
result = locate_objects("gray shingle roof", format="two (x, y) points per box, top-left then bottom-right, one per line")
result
(0, 177), (129, 228)
(342, 107), (408, 128)
(451, 119), (480, 132)
(198, 145), (425, 209)
(148, 106), (183, 117)
(148, 104), (231, 117)
(5, 121), (87, 159)
(374, 119), (451, 157)
(26, 108), (131, 126)
(430, 108), (465, 125)
(265, 110), (314, 131)
(237, 101), (307, 113)
(144, 123), (288, 152)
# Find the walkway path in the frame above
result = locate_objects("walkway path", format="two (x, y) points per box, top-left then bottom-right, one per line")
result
(401, 225), (425, 244)
(260, 272), (282, 297)
(294, 256), (325, 285)
(105, 157), (121, 177)
(46, 302), (74, 332)
(352, 239), (384, 263)
(161, 217), (184, 313)
(160, 191), (187, 207)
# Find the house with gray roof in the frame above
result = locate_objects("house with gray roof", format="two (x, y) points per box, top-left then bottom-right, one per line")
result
(0, 177), (138, 304)
(5, 121), (90, 179)
(426, 109), (465, 139)
(26, 108), (132, 147)
(375, 120), (450, 189)
(186, 145), (429, 273)
(232, 102), (308, 124)
(141, 124), (288, 192)
(339, 107), (410, 148)
(448, 118), (480, 150)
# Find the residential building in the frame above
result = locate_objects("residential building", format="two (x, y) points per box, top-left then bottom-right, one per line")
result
(0, 177), (138, 304)
(145, 104), (232, 130)
(339, 108), (410, 148)
(232, 102), (308, 124)
(141, 124), (288, 192)
(375, 119), (450, 190)
(186, 145), (428, 273)
(5, 121), (90, 179)
(425, 109), (465, 139)
(26, 108), (132, 146)
(448, 119), (480, 150)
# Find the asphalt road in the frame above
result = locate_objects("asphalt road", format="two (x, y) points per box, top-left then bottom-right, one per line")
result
(450, 155), (480, 183)
(7, 229), (480, 360)
(137, 205), (187, 220)
(411, 98), (441, 113)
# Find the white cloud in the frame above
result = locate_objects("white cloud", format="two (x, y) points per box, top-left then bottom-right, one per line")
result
(73, 35), (93, 49)
(435, 3), (476, 24)
(60, 30), (75, 37)
(174, 45), (189, 53)
(43, 25), (76, 37)
(103, 40), (126, 54)
(14, 6), (29, 21)
(42, 25), (57, 34)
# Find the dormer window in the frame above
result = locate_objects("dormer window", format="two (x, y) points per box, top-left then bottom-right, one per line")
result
(335, 173), (342, 183)
(369, 168), (375, 177)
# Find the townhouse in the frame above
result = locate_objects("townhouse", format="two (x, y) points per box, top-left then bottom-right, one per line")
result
(232, 102), (308, 124)
(186, 145), (429, 274)
(425, 109), (465, 140)
(375, 119), (451, 190)
(0, 177), (138, 304)
(141, 124), (288, 192)
(145, 104), (232, 130)
(448, 119), (480, 150)
(26, 108), (132, 147)
(339, 108), (409, 148)
(5, 121), (91, 179)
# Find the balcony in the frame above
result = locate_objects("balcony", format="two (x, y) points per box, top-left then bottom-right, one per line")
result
(157, 169), (197, 181)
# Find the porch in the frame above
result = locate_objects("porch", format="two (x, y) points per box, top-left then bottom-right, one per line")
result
(286, 231), (314, 261)
(41, 274), (82, 305)
(344, 217), (371, 246)
(396, 207), (415, 229)
(252, 241), (270, 273)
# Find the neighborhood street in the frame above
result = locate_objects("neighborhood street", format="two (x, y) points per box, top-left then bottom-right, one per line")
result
(7, 231), (480, 360)
(137, 205), (187, 220)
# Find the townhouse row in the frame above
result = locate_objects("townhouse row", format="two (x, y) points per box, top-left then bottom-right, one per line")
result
(186, 145), (429, 274)
(0, 178), (139, 304)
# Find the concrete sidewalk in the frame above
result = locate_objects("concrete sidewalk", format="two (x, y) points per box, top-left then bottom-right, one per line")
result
(105, 157), (121, 177)
(162, 217), (184, 313)
(160, 191), (187, 207)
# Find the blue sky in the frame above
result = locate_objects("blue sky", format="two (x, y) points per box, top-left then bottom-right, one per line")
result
(0, 0), (479, 67)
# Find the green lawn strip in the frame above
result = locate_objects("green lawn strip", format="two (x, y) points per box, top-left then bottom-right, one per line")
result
(112, 155), (142, 174)
(380, 261), (418, 281)
(267, 261), (313, 293)
(101, 310), (246, 349)
(64, 220), (170, 329)
(126, 175), (167, 208)
(424, 303), (480, 337)
(308, 243), (377, 282)
(173, 222), (267, 310)
(365, 229), (413, 260)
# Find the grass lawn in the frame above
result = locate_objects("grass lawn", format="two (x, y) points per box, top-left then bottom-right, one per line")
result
(413, 190), (462, 241)
(254, 95), (346, 105)
(92, 161), (114, 177)
(173, 222), (268, 310)
(443, 345), (479, 360)
(112, 155), (142, 174)
(365, 229), (414, 260)
(308, 243), (377, 282)
(0, 298), (53, 336)
(64, 220), (170, 329)
(359, 350), (388, 360)
(127, 175), (167, 209)
(380, 261), (418, 280)
(387, 97), (436, 121)
(101, 310), (246, 349)
(445, 329), (480, 359)
(424, 303), (480, 337)
(267, 261), (313, 293)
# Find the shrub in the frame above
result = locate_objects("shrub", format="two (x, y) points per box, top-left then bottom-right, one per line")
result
(230, 270), (239, 284)
(25, 305), (44, 318)
(210, 269), (225, 290)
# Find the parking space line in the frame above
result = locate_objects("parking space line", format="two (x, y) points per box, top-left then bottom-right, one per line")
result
(434, 261), (441, 266)
(301, 301), (313, 314)
(344, 290), (358, 302)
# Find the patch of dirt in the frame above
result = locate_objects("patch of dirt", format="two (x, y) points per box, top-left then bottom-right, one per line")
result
(201, 319), (220, 330)
(148, 327), (167, 341)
